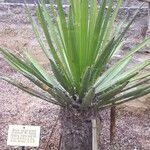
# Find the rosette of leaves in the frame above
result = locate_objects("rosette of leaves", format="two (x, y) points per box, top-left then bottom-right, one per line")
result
(0, 0), (150, 149)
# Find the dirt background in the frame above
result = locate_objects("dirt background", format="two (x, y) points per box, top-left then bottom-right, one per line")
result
(0, 0), (150, 149)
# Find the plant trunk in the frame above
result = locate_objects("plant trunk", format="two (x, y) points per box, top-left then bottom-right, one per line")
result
(59, 108), (101, 150)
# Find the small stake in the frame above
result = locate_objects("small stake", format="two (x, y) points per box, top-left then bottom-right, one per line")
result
(110, 106), (116, 144)
(92, 117), (101, 150)
(22, 146), (25, 150)
(92, 118), (98, 150)
(148, 2), (150, 30)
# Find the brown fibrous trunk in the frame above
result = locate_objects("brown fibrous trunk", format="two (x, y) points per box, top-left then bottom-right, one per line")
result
(59, 107), (100, 150)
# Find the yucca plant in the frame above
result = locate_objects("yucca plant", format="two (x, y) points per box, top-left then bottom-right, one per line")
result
(0, 0), (150, 149)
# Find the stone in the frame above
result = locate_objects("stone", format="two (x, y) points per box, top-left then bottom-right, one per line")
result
(10, 4), (23, 14)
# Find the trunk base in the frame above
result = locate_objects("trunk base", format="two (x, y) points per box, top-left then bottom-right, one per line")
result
(59, 108), (101, 150)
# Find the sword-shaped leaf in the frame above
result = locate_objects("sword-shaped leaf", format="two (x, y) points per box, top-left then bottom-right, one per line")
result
(50, 60), (74, 94)
(81, 88), (95, 110)
(25, 52), (63, 90)
(111, 85), (150, 103)
(96, 82), (128, 107)
(79, 67), (92, 100)
(96, 60), (150, 93)
(25, 3), (53, 61)
(0, 73), (61, 106)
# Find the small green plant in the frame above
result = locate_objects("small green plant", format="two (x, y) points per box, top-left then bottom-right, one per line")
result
(0, 0), (150, 149)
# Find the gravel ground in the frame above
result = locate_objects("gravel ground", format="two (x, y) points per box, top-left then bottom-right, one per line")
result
(0, 18), (150, 150)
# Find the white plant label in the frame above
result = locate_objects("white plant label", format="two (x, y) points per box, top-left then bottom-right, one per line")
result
(7, 125), (40, 147)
